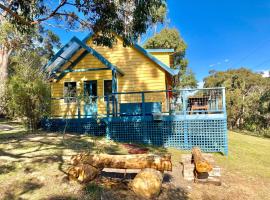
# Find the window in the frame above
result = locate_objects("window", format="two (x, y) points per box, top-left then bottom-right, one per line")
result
(104, 80), (112, 101)
(64, 82), (77, 103)
(84, 81), (97, 97)
(84, 81), (98, 103)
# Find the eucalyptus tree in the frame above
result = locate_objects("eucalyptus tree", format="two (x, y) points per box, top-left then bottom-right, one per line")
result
(0, 21), (60, 114)
(204, 68), (270, 136)
(144, 28), (197, 88)
(0, 0), (166, 46)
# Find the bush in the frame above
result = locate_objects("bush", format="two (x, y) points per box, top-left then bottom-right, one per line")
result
(7, 52), (50, 131)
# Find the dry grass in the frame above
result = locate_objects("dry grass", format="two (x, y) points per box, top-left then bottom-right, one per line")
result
(0, 122), (270, 200)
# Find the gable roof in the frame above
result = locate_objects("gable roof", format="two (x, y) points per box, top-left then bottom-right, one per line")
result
(44, 36), (124, 80)
(45, 33), (179, 78)
(133, 44), (178, 75)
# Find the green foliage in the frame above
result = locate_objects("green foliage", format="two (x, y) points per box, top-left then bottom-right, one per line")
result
(204, 68), (270, 136)
(144, 28), (186, 52)
(143, 28), (197, 88)
(150, 2), (167, 24)
(1, 0), (165, 47)
(7, 52), (50, 131)
(0, 21), (60, 59)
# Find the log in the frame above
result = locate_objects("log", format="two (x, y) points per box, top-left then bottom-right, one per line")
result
(68, 164), (101, 183)
(130, 168), (163, 199)
(71, 153), (172, 172)
(191, 147), (213, 173)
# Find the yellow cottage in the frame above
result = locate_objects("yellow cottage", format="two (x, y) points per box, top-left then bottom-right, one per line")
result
(43, 34), (228, 155)
(45, 34), (179, 118)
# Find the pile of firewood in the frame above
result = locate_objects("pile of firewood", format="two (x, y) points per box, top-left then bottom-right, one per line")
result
(68, 153), (172, 181)
(68, 153), (172, 198)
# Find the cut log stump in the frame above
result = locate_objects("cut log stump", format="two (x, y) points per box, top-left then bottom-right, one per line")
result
(130, 168), (163, 199)
(192, 147), (213, 173)
(68, 164), (102, 183)
(181, 152), (221, 185)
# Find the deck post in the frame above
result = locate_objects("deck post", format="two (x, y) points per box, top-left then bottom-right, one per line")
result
(112, 69), (118, 116)
(106, 98), (110, 118)
(222, 87), (228, 155)
(141, 92), (146, 116)
(222, 87), (226, 113)
(182, 90), (189, 149)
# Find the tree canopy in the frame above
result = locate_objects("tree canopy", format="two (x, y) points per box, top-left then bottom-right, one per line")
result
(0, 0), (166, 47)
(204, 68), (270, 136)
(0, 20), (60, 115)
(144, 28), (197, 88)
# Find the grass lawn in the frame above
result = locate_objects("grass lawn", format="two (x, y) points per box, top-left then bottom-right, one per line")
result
(0, 121), (269, 200)
(215, 131), (270, 179)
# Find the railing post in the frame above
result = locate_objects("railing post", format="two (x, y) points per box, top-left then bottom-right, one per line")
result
(112, 95), (115, 117)
(77, 97), (81, 119)
(182, 90), (189, 149)
(106, 96), (110, 117)
(115, 94), (118, 117)
(222, 87), (226, 114)
(141, 92), (145, 116)
(182, 90), (187, 116)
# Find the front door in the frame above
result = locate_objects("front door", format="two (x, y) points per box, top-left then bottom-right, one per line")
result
(84, 80), (98, 117)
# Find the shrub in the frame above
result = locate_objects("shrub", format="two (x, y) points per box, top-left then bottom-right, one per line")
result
(7, 52), (50, 131)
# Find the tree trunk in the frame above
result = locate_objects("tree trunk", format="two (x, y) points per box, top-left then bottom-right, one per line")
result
(0, 47), (12, 115)
(71, 153), (172, 172)
(192, 147), (212, 173)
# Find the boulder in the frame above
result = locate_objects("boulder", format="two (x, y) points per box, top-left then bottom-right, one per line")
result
(130, 168), (163, 199)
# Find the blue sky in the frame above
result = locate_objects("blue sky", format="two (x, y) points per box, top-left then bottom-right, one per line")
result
(51, 0), (270, 82)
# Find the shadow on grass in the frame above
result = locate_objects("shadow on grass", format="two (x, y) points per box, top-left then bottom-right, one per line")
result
(84, 183), (103, 200)
(20, 178), (44, 195)
(1, 178), (44, 200)
(0, 164), (16, 174)
(46, 195), (77, 200)
(0, 130), (28, 140)
(159, 186), (189, 200)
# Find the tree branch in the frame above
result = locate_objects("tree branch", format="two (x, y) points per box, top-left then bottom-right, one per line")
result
(0, 1), (69, 25)
(0, 3), (29, 25)
(31, 0), (68, 24)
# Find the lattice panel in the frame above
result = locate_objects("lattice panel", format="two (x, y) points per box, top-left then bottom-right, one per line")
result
(108, 118), (227, 154)
(41, 119), (106, 136)
(42, 117), (228, 154)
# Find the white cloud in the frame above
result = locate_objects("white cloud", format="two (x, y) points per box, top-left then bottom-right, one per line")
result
(209, 59), (229, 67)
(197, 81), (204, 89)
(261, 70), (270, 77)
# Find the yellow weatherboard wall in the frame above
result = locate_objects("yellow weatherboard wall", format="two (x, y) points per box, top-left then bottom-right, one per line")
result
(51, 36), (171, 117)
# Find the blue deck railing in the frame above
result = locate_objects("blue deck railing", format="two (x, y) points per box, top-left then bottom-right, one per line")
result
(107, 87), (226, 117)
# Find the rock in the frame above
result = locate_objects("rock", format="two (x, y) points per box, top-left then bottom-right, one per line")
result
(130, 168), (163, 199)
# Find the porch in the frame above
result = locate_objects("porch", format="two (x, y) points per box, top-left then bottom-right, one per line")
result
(43, 87), (228, 155)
